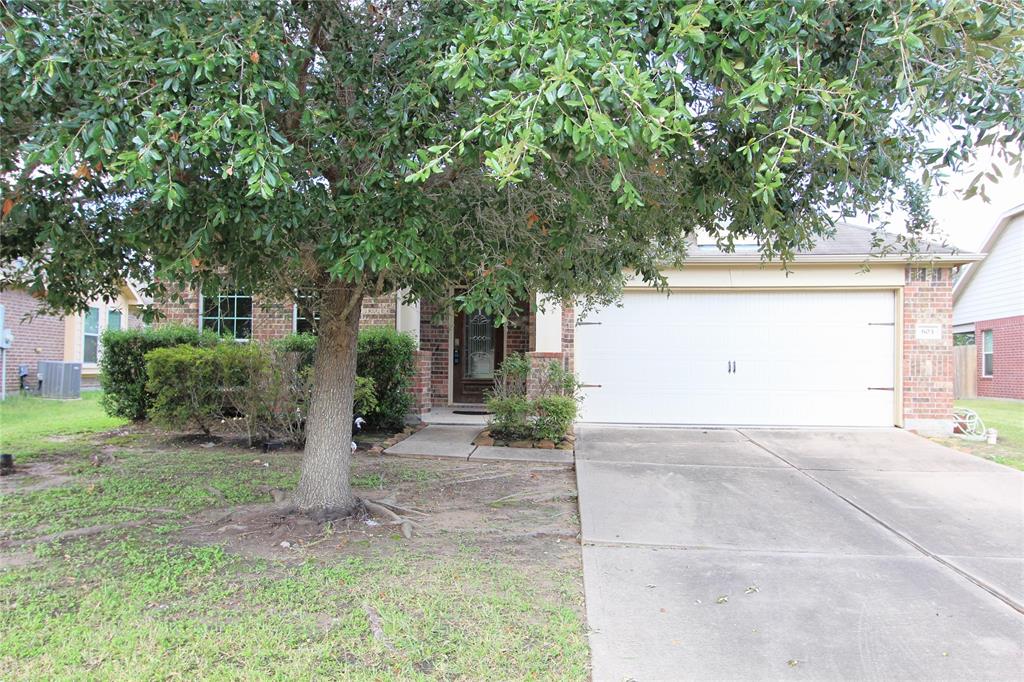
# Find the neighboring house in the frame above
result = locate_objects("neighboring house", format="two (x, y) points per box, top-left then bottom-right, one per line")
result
(63, 282), (149, 388)
(953, 203), (1024, 400)
(155, 222), (978, 435)
(0, 282), (148, 394)
(0, 287), (65, 394)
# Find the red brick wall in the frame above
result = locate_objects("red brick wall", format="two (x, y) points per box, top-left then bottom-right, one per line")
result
(0, 288), (65, 394)
(410, 349), (433, 414)
(251, 298), (292, 342)
(902, 267), (954, 432)
(526, 351), (568, 398)
(156, 289), (395, 338)
(419, 302), (450, 406)
(975, 315), (1024, 399)
(505, 299), (531, 356)
(561, 304), (575, 372)
(361, 295), (397, 329)
(152, 288), (555, 411)
(157, 287), (201, 327)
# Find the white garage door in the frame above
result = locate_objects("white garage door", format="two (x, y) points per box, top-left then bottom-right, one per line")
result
(576, 290), (896, 427)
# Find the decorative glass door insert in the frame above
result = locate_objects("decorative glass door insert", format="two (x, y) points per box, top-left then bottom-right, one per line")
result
(465, 311), (496, 379)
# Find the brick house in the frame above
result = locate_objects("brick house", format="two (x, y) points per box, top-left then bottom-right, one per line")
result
(0, 288), (65, 394)
(953, 203), (1024, 399)
(0, 283), (147, 394)
(155, 223), (978, 434)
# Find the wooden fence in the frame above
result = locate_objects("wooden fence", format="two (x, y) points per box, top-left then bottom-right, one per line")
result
(953, 345), (977, 399)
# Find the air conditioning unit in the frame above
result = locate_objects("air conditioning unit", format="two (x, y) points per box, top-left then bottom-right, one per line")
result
(38, 361), (82, 399)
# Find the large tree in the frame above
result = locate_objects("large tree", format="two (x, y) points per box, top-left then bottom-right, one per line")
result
(2, 0), (1021, 515)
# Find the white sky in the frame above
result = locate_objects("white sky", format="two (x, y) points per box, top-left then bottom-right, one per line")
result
(924, 147), (1024, 251)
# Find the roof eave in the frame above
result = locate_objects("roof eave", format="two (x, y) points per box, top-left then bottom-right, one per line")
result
(680, 253), (984, 266)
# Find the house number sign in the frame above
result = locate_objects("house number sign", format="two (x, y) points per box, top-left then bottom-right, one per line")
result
(915, 324), (942, 341)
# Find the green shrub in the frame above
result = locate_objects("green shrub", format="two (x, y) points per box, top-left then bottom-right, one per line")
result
(533, 395), (578, 442)
(537, 360), (582, 399)
(356, 327), (416, 430)
(271, 332), (317, 369)
(145, 343), (255, 434)
(353, 376), (378, 418)
(486, 395), (534, 440)
(145, 339), (379, 444)
(486, 356), (580, 442)
(100, 324), (219, 421)
(490, 351), (531, 400)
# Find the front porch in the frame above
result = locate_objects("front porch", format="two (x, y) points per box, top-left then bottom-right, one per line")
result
(398, 293), (574, 417)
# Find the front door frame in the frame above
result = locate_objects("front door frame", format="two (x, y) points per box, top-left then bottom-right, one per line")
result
(451, 308), (506, 404)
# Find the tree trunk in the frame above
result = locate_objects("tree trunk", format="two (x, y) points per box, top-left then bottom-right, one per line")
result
(294, 283), (363, 516)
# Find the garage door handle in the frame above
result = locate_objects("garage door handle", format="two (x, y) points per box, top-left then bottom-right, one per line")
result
(867, 387), (894, 391)
(580, 383), (602, 388)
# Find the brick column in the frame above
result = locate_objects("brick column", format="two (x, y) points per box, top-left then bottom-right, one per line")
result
(419, 302), (450, 407)
(408, 349), (433, 416)
(526, 351), (567, 398)
(902, 266), (954, 434)
(561, 304), (575, 372)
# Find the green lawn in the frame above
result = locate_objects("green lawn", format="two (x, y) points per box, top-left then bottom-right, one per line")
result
(942, 399), (1024, 471)
(0, 395), (588, 680)
(0, 392), (127, 458)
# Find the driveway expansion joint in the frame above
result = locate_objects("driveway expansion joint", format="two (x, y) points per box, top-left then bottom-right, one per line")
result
(738, 428), (1024, 616)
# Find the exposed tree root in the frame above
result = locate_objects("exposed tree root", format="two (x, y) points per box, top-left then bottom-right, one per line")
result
(369, 498), (428, 517)
(186, 491), (425, 544)
(362, 604), (396, 650)
(361, 500), (403, 524)
(0, 520), (149, 550)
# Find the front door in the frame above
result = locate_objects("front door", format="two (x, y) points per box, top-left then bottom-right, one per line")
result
(453, 309), (505, 403)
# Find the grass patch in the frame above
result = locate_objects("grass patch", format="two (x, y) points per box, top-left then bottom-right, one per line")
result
(352, 464), (436, 490)
(936, 399), (1024, 471)
(0, 407), (587, 679)
(0, 448), (300, 539)
(1, 537), (586, 680)
(0, 393), (127, 459)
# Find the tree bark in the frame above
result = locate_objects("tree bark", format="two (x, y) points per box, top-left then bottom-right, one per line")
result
(294, 282), (363, 516)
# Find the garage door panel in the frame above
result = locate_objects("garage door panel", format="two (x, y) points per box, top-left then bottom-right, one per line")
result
(576, 290), (895, 427)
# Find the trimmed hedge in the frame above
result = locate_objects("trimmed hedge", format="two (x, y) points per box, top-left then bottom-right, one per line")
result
(106, 325), (415, 434)
(143, 339), (380, 444)
(356, 327), (416, 430)
(271, 332), (317, 369)
(145, 343), (255, 435)
(100, 324), (219, 421)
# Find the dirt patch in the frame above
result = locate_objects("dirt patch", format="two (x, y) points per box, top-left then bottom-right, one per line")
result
(178, 453), (580, 571)
(0, 461), (75, 494)
(0, 551), (42, 569)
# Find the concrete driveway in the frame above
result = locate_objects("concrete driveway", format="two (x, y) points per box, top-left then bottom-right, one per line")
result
(576, 426), (1024, 681)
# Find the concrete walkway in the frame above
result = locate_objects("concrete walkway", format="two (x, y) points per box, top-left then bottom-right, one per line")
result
(384, 424), (573, 465)
(576, 426), (1024, 681)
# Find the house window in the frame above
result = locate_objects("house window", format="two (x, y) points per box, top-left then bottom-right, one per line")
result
(200, 293), (253, 340)
(294, 294), (319, 334)
(83, 307), (100, 364)
(982, 330), (994, 377)
(108, 308), (123, 332)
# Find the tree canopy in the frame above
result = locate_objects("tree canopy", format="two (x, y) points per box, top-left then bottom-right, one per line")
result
(2, 0), (1021, 317)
